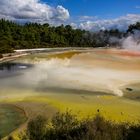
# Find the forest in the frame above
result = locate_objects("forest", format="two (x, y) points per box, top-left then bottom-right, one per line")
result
(0, 19), (140, 55)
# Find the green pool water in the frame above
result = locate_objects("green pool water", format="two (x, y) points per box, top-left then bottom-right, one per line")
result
(0, 104), (27, 138)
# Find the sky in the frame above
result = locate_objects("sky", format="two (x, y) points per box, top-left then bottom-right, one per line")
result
(0, 0), (140, 31)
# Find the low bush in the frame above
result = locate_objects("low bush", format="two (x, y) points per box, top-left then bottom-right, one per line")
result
(18, 111), (140, 140)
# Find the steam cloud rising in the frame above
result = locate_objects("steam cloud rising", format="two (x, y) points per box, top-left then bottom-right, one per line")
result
(121, 30), (140, 51)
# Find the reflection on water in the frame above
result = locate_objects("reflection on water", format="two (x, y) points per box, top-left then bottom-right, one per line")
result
(0, 62), (33, 78)
(0, 63), (17, 71)
(0, 62), (32, 71)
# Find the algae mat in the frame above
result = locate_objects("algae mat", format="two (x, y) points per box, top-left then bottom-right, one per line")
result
(0, 104), (26, 138)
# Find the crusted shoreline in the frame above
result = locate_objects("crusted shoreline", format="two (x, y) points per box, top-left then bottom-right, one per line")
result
(0, 53), (28, 63)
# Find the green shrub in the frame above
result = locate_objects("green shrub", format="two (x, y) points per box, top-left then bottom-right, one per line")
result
(46, 111), (82, 140)
(23, 112), (140, 140)
(81, 114), (128, 140)
(7, 136), (15, 140)
(27, 116), (47, 140)
(126, 125), (140, 140)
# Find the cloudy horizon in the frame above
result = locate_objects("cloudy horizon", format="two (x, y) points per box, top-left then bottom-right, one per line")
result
(0, 0), (140, 31)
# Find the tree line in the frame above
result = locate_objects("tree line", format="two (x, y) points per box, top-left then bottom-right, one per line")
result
(0, 19), (140, 55)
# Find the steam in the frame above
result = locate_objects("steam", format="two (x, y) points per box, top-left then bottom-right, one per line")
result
(1, 52), (140, 97)
(21, 58), (70, 87)
(122, 36), (140, 51)
(17, 56), (140, 97)
(121, 30), (140, 51)
(107, 30), (140, 51)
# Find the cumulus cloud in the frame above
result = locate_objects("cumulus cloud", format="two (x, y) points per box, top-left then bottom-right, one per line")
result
(79, 14), (140, 31)
(0, 0), (139, 31)
(0, 0), (70, 24)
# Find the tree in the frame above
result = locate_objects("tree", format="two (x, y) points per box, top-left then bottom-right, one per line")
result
(0, 19), (138, 54)
(127, 22), (140, 33)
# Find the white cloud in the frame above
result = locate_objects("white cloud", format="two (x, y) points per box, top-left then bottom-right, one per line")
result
(55, 5), (69, 21)
(0, 0), (70, 24)
(70, 22), (77, 29)
(0, 1), (139, 31)
(79, 14), (140, 31)
(78, 16), (98, 21)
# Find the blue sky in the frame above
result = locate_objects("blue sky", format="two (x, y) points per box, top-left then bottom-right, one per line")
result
(46, 0), (140, 19)
(0, 0), (140, 31)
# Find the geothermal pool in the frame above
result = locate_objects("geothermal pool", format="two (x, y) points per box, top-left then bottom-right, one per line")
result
(1, 49), (139, 97)
(0, 49), (140, 137)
